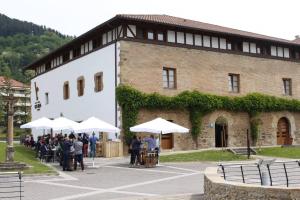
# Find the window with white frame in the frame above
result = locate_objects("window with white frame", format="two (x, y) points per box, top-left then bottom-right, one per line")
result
(203, 35), (211, 47)
(243, 42), (259, 54)
(186, 33), (193, 45)
(228, 74), (240, 93)
(283, 78), (292, 96)
(167, 31), (176, 43)
(177, 32), (185, 44)
(271, 46), (290, 58)
(211, 37), (219, 48)
(163, 67), (176, 89)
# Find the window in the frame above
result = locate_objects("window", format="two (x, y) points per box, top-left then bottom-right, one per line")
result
(63, 81), (69, 100)
(94, 72), (103, 92)
(45, 93), (49, 105)
(283, 78), (292, 96)
(167, 31), (175, 43)
(177, 32), (184, 44)
(185, 33), (193, 45)
(102, 33), (107, 45)
(220, 38), (226, 49)
(157, 32), (164, 41)
(73, 47), (80, 58)
(127, 25), (136, 38)
(147, 31), (154, 40)
(243, 42), (259, 54)
(227, 42), (232, 50)
(228, 74), (240, 93)
(163, 67), (176, 89)
(194, 34), (202, 46)
(211, 37), (219, 48)
(203, 35), (211, 47)
(271, 46), (290, 58)
(77, 76), (85, 97)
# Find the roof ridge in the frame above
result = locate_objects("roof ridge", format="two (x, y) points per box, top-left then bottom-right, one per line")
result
(117, 14), (292, 43)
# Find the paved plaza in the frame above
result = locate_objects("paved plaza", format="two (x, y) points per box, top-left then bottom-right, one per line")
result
(22, 157), (212, 200)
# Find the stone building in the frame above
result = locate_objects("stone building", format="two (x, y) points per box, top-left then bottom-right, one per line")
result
(25, 15), (300, 150)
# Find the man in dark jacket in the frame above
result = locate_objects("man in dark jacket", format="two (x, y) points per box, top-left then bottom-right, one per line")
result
(62, 137), (72, 171)
(130, 135), (141, 166)
(82, 133), (89, 157)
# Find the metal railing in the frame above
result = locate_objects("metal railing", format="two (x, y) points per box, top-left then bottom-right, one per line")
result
(219, 160), (300, 187)
(0, 172), (23, 199)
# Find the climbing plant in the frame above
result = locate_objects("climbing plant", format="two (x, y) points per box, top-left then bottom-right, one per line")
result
(116, 85), (300, 146)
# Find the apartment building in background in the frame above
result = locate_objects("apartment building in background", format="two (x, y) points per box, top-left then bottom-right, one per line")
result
(0, 76), (31, 126)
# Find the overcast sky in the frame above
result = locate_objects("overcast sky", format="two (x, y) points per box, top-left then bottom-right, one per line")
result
(0, 0), (299, 41)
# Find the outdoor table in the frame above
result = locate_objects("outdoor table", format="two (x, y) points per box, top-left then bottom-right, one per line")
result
(140, 148), (157, 168)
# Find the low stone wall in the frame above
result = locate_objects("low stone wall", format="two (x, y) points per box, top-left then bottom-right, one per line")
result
(204, 167), (300, 200)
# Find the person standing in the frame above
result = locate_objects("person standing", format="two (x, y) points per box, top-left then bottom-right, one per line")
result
(82, 133), (89, 157)
(62, 137), (72, 171)
(143, 135), (156, 151)
(89, 133), (99, 158)
(73, 137), (84, 171)
(130, 135), (141, 167)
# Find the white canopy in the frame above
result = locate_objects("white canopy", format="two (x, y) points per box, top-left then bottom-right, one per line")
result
(130, 117), (189, 134)
(20, 117), (54, 130)
(51, 117), (79, 131)
(74, 117), (120, 133)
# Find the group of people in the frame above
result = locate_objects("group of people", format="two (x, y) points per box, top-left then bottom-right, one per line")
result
(130, 134), (159, 167)
(23, 132), (100, 171)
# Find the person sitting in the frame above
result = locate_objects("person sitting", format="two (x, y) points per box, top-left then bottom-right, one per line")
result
(143, 135), (156, 151)
(40, 142), (51, 162)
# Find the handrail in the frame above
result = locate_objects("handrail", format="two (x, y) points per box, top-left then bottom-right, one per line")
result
(0, 171), (23, 199)
(219, 160), (300, 187)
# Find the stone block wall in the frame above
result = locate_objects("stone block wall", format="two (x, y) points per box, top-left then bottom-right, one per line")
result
(133, 109), (300, 150)
(204, 167), (300, 200)
(119, 40), (300, 99)
(119, 40), (300, 150)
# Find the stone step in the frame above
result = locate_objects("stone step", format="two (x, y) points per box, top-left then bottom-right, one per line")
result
(229, 148), (257, 155)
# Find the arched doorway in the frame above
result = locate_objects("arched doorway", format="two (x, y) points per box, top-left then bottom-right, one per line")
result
(215, 117), (228, 147)
(277, 117), (292, 145)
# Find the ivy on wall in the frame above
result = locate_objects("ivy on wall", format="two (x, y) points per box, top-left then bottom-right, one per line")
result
(116, 85), (300, 146)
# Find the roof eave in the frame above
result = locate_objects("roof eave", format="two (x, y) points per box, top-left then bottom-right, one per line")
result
(23, 15), (122, 71)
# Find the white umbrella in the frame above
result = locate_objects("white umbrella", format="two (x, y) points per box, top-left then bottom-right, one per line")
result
(130, 117), (189, 134)
(20, 117), (54, 129)
(130, 117), (189, 165)
(51, 117), (79, 131)
(74, 116), (120, 168)
(74, 117), (120, 133)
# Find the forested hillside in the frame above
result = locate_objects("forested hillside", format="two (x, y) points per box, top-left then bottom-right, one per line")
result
(0, 14), (73, 83)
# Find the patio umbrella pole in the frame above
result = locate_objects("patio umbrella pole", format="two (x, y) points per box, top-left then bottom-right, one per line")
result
(157, 131), (162, 166)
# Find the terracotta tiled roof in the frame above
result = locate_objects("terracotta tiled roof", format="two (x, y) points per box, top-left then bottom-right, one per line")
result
(0, 76), (29, 88)
(293, 37), (300, 44)
(117, 14), (295, 44)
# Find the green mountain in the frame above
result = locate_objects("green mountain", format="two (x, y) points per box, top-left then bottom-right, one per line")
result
(0, 13), (73, 83)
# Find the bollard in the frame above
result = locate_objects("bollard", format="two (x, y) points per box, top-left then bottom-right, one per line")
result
(261, 171), (270, 186)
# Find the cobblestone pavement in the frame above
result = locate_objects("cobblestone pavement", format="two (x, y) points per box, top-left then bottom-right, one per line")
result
(22, 157), (212, 200)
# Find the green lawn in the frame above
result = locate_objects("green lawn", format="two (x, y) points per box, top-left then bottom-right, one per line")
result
(0, 143), (55, 174)
(160, 150), (248, 162)
(257, 147), (300, 159)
